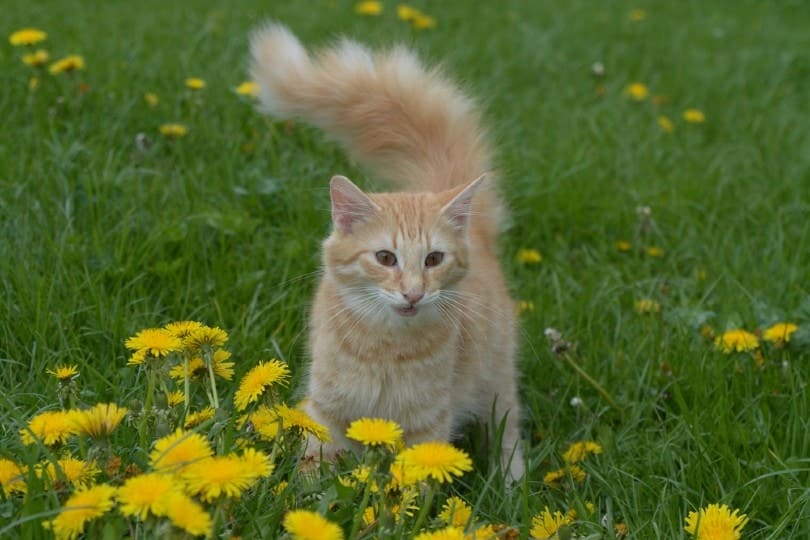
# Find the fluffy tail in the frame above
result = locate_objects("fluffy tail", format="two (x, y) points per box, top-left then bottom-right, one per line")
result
(249, 24), (495, 194)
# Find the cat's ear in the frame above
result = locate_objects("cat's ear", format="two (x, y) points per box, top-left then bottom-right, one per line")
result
(330, 175), (379, 234)
(440, 174), (486, 231)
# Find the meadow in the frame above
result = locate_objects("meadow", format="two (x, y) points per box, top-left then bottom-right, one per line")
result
(1, 0), (809, 538)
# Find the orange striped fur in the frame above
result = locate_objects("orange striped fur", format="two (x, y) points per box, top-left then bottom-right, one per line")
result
(251, 23), (524, 479)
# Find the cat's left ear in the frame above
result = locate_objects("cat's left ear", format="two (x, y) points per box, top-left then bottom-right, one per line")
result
(440, 174), (486, 231)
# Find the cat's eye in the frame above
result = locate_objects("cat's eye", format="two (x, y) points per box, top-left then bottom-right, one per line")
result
(375, 250), (397, 267)
(425, 251), (444, 267)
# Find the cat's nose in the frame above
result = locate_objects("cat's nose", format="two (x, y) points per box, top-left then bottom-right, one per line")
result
(402, 290), (424, 305)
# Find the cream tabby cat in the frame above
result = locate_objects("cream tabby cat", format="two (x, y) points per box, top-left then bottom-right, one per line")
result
(251, 24), (525, 480)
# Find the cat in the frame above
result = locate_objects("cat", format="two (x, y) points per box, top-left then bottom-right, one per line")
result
(250, 23), (525, 480)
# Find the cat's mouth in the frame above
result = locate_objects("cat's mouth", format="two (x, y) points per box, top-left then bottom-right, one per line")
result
(394, 305), (418, 317)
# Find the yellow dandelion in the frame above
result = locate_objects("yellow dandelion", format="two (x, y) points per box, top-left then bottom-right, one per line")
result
(150, 429), (213, 473)
(70, 403), (128, 438)
(634, 298), (661, 315)
(185, 77), (206, 90)
(628, 9), (647, 22)
(39, 456), (100, 488)
(762, 322), (798, 346)
(29, 76), (39, 92)
(658, 115), (675, 133)
(284, 509), (345, 540)
(714, 329), (759, 354)
(684, 503), (748, 540)
(167, 390), (185, 407)
(46, 364), (79, 382)
(683, 108), (706, 124)
(414, 527), (465, 540)
(234, 359), (290, 411)
(118, 473), (182, 519)
(468, 524), (499, 539)
(159, 123), (188, 138)
(22, 49), (50, 67)
(241, 404), (280, 440)
(10, 28), (47, 46)
(518, 300), (535, 315)
(144, 92), (159, 107)
(439, 496), (472, 528)
(624, 82), (649, 101)
(615, 240), (632, 252)
(183, 325), (228, 351)
(44, 484), (117, 540)
(276, 403), (331, 442)
(0, 458), (27, 496)
(530, 507), (574, 539)
(165, 320), (203, 339)
(48, 55), (85, 75)
(21, 410), (79, 446)
(700, 325), (716, 340)
(346, 417), (403, 448)
(543, 465), (586, 487)
(125, 328), (182, 358)
(211, 349), (235, 379)
(182, 456), (251, 502)
(397, 4), (418, 20)
(646, 246), (665, 257)
(355, 1), (383, 15)
(412, 13), (437, 30)
(184, 407), (215, 429)
(615, 522), (629, 537)
(235, 81), (259, 98)
(170, 356), (206, 380)
(127, 349), (147, 366)
(516, 248), (543, 264)
(163, 491), (212, 537)
(562, 440), (603, 463)
(393, 441), (473, 485)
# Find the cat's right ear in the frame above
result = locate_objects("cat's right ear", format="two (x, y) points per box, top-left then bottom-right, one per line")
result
(329, 175), (379, 234)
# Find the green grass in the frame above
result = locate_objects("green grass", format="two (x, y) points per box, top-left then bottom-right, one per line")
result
(2, 0), (809, 538)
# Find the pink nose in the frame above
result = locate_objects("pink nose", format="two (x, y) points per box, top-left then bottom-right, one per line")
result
(403, 291), (424, 305)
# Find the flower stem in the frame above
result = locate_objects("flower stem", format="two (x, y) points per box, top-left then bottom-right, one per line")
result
(349, 473), (373, 539)
(139, 367), (157, 448)
(183, 354), (191, 418)
(411, 486), (434, 535)
(205, 350), (220, 410)
(561, 353), (621, 413)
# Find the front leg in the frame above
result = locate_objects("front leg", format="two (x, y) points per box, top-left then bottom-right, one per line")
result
(300, 398), (351, 463)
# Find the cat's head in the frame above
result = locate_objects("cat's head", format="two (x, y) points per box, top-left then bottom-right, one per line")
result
(322, 175), (483, 323)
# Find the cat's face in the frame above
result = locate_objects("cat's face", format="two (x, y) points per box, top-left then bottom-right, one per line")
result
(322, 175), (481, 323)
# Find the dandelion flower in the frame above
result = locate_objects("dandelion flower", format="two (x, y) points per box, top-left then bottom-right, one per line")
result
(170, 350), (234, 381)
(412, 13), (437, 30)
(543, 465), (586, 487)
(634, 299), (661, 315)
(628, 9), (647, 22)
(684, 503), (748, 540)
(48, 55), (85, 75)
(159, 123), (188, 138)
(167, 390), (185, 407)
(624, 82), (649, 101)
(646, 246), (664, 257)
(355, 1), (383, 15)
(118, 473), (182, 519)
(530, 507), (573, 539)
(184, 407), (215, 429)
(276, 403), (331, 442)
(615, 523), (629, 537)
(516, 248), (543, 264)
(714, 329), (759, 354)
(22, 49), (50, 67)
(235, 81), (259, 98)
(658, 116), (675, 133)
(762, 322), (798, 346)
(39, 456), (100, 488)
(164, 492), (213, 537)
(439, 496), (472, 528)
(518, 300), (535, 315)
(125, 328), (182, 358)
(183, 325), (228, 351)
(562, 440), (603, 463)
(397, 4), (418, 20)
(185, 77), (206, 90)
(164, 320), (203, 339)
(10, 28), (47, 46)
(615, 240), (631, 252)
(283, 509), (345, 540)
(413, 527), (465, 540)
(70, 403), (128, 438)
(393, 441), (473, 484)
(234, 359), (290, 411)
(241, 404), (281, 440)
(44, 484), (117, 540)
(144, 92), (159, 107)
(346, 417), (403, 448)
(20, 410), (79, 446)
(46, 364), (79, 382)
(0, 458), (27, 496)
(182, 456), (253, 502)
(683, 108), (706, 124)
(150, 429), (213, 473)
